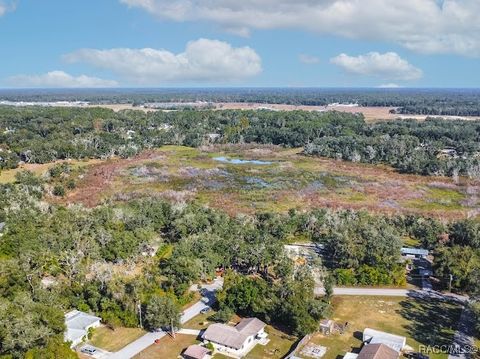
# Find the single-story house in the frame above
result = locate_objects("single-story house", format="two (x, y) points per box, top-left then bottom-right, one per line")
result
(202, 317), (267, 357)
(401, 247), (429, 259)
(358, 343), (399, 359)
(363, 328), (406, 353)
(183, 344), (211, 359)
(64, 310), (101, 348)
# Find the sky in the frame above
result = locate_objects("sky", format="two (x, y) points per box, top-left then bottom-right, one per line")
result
(0, 0), (479, 88)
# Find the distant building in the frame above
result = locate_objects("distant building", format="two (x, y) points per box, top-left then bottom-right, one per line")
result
(183, 344), (211, 359)
(64, 310), (101, 348)
(202, 317), (267, 357)
(401, 247), (429, 259)
(363, 328), (406, 353)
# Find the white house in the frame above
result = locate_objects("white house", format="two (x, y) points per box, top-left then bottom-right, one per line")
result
(202, 317), (267, 358)
(363, 328), (406, 353)
(401, 247), (429, 259)
(64, 310), (101, 348)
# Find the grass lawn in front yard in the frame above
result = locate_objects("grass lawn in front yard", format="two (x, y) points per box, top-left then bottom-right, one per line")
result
(183, 309), (218, 330)
(88, 326), (146, 352)
(300, 295), (462, 359)
(134, 334), (201, 359)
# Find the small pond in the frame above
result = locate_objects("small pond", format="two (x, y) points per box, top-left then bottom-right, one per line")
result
(213, 156), (273, 165)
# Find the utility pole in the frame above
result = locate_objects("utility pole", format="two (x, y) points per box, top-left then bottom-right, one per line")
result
(171, 318), (176, 339)
(137, 302), (143, 329)
(448, 274), (453, 292)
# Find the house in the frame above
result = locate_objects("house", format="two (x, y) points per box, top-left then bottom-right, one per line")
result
(357, 343), (399, 359)
(183, 344), (211, 359)
(64, 310), (101, 348)
(401, 247), (429, 259)
(363, 328), (406, 353)
(202, 317), (267, 357)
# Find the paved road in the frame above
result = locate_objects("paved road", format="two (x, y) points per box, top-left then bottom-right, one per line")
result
(448, 304), (476, 359)
(314, 286), (410, 297)
(107, 278), (222, 359)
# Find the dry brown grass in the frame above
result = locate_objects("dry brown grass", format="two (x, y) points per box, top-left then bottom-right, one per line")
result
(60, 145), (478, 220)
(133, 334), (200, 359)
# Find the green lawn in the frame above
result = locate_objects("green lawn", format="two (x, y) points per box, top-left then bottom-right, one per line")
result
(183, 309), (218, 330)
(89, 326), (146, 352)
(246, 325), (297, 359)
(299, 296), (462, 359)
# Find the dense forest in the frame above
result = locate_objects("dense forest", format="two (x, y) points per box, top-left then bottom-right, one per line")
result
(2, 88), (480, 115)
(0, 169), (479, 357)
(0, 106), (479, 177)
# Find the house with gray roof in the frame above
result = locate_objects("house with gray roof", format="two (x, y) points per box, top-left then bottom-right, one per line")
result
(64, 310), (101, 348)
(202, 317), (267, 357)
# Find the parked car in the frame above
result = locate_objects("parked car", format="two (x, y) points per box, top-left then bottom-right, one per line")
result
(81, 347), (97, 355)
(200, 307), (211, 314)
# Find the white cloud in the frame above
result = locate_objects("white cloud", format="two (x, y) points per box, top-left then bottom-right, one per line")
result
(330, 52), (423, 81)
(0, 1), (15, 16)
(64, 38), (262, 85)
(377, 83), (402, 88)
(120, 0), (480, 56)
(7, 71), (119, 88)
(299, 54), (320, 65)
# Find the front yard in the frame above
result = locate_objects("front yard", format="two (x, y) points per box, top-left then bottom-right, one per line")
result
(88, 326), (146, 352)
(133, 334), (201, 359)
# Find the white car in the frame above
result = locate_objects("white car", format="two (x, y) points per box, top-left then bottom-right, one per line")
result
(81, 347), (97, 355)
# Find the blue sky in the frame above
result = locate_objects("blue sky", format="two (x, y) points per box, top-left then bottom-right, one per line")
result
(0, 0), (479, 88)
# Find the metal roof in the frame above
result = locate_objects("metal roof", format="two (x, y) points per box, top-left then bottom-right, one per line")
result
(401, 247), (429, 256)
(363, 328), (406, 353)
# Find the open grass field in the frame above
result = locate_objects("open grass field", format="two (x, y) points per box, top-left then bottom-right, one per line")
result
(88, 326), (146, 352)
(63, 145), (479, 219)
(299, 295), (462, 359)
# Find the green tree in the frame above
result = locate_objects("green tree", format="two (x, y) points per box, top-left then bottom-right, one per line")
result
(144, 296), (180, 331)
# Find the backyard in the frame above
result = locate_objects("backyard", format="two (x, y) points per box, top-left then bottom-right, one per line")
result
(298, 295), (463, 359)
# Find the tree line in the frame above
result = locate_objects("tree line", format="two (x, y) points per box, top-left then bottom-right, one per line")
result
(2, 88), (480, 116)
(1, 106), (479, 178)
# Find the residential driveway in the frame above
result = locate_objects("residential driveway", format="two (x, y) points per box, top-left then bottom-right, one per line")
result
(448, 305), (476, 359)
(78, 345), (111, 359)
(107, 331), (165, 359)
(107, 278), (223, 359)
